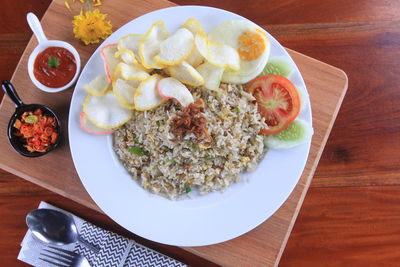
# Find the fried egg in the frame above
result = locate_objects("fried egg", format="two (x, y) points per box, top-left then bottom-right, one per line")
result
(209, 20), (271, 83)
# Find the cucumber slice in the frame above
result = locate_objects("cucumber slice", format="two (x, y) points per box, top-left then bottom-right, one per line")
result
(259, 58), (293, 77)
(264, 119), (313, 149)
(296, 85), (309, 112)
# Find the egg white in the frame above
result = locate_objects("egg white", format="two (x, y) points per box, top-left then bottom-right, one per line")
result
(208, 20), (270, 83)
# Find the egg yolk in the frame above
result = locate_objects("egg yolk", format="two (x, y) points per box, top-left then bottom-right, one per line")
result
(237, 30), (266, 61)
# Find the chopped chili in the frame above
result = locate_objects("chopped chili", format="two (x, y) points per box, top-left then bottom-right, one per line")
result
(13, 108), (58, 153)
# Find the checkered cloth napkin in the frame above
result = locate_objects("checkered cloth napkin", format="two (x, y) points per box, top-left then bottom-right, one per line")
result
(18, 201), (187, 267)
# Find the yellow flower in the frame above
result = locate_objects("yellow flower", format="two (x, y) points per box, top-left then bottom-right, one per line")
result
(73, 9), (112, 45)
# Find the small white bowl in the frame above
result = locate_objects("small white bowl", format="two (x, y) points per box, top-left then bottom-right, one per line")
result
(27, 13), (81, 93)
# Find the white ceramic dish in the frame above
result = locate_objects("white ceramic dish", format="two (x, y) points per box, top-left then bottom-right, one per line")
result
(27, 13), (81, 93)
(68, 6), (312, 246)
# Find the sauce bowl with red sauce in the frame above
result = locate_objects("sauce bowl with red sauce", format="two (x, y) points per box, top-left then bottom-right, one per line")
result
(27, 13), (81, 93)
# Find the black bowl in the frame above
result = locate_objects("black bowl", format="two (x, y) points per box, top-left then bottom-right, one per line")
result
(2, 80), (61, 157)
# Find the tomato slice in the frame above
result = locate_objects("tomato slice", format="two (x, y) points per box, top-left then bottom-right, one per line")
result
(246, 75), (300, 134)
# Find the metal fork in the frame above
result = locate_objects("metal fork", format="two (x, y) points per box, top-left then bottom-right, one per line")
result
(39, 246), (91, 267)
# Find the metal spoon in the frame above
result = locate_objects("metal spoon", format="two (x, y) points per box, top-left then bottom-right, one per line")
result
(26, 209), (100, 253)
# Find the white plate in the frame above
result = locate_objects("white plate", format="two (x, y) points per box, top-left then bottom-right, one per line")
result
(69, 6), (312, 246)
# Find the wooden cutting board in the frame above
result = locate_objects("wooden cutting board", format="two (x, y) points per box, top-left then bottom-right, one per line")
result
(0, 0), (348, 266)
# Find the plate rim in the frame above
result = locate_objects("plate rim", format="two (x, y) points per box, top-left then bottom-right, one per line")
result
(68, 5), (313, 246)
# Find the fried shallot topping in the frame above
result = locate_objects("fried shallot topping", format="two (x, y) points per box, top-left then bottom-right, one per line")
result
(171, 99), (211, 143)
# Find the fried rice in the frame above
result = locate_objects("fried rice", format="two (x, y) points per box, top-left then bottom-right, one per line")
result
(113, 84), (267, 199)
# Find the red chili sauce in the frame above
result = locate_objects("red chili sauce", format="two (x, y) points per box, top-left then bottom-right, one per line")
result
(34, 46), (76, 88)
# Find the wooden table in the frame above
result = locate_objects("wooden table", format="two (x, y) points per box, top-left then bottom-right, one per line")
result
(1, 0), (399, 266)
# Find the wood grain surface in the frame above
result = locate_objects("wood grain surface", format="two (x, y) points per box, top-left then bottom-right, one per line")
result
(0, 0), (399, 266)
(0, 0), (348, 266)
